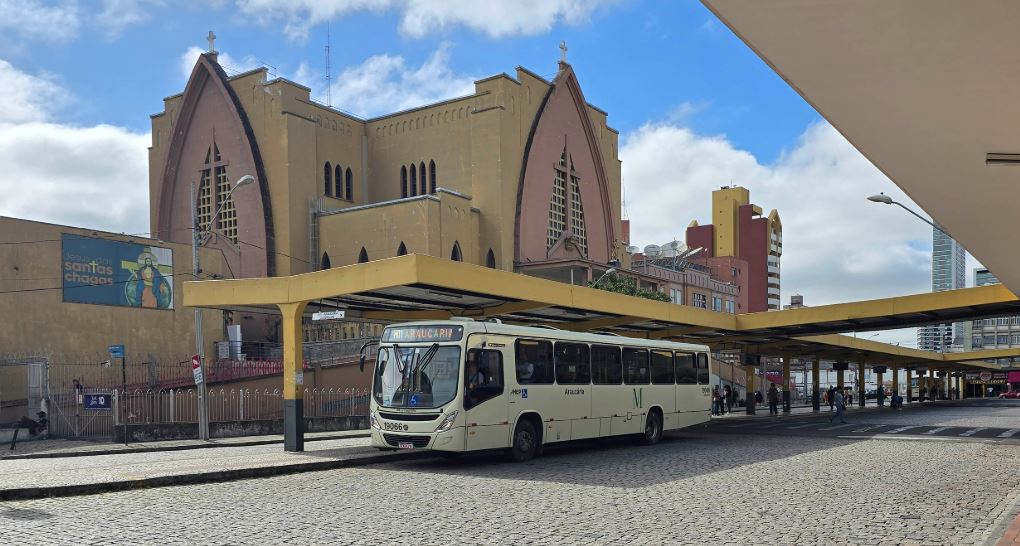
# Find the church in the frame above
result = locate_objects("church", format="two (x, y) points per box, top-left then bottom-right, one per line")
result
(150, 40), (628, 302)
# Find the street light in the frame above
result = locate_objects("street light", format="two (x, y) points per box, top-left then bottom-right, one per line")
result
(192, 174), (254, 440)
(866, 192), (947, 235)
(591, 268), (617, 288)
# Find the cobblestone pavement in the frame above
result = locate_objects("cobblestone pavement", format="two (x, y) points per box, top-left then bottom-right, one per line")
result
(3, 427), (1019, 544)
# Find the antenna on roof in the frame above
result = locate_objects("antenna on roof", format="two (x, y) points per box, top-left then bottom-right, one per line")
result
(324, 25), (332, 107)
(621, 174), (629, 220)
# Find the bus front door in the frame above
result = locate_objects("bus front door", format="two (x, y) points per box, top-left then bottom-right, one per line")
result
(463, 339), (510, 451)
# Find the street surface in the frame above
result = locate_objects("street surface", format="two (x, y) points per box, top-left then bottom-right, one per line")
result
(2, 400), (1019, 545)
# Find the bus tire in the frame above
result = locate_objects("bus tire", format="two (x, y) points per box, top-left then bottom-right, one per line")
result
(639, 410), (663, 446)
(510, 419), (538, 462)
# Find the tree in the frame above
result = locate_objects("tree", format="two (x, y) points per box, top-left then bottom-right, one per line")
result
(588, 273), (671, 302)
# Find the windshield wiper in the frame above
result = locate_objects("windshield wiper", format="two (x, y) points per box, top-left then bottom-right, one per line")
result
(414, 343), (441, 377)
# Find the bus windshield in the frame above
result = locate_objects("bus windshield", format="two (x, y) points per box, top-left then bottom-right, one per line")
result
(373, 344), (461, 409)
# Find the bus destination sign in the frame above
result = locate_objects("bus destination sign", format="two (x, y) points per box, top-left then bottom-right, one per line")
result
(383, 325), (463, 343)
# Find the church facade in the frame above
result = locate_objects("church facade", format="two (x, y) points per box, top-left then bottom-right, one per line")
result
(150, 50), (629, 298)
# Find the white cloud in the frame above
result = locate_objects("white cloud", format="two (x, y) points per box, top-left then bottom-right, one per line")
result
(621, 120), (934, 306)
(0, 0), (79, 42)
(309, 43), (476, 118)
(233, 0), (614, 41)
(179, 46), (262, 83)
(95, 0), (162, 37)
(0, 59), (150, 234)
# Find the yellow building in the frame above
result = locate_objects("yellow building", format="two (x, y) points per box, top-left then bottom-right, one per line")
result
(150, 47), (628, 311)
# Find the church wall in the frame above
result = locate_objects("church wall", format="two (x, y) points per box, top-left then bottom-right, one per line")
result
(0, 217), (231, 360)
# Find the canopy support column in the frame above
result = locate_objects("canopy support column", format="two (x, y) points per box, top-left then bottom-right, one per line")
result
(280, 301), (309, 452)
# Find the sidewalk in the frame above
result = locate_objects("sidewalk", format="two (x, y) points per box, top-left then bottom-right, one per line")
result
(0, 433), (426, 502)
(710, 398), (959, 421)
(3, 429), (369, 459)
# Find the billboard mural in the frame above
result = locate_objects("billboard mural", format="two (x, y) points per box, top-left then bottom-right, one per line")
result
(62, 234), (174, 309)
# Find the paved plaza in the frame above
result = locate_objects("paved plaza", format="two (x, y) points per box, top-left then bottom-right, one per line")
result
(1, 401), (1018, 545)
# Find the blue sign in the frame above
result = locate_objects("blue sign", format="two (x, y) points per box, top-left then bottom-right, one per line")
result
(61, 234), (174, 309)
(409, 394), (419, 407)
(83, 393), (112, 410)
(108, 345), (125, 358)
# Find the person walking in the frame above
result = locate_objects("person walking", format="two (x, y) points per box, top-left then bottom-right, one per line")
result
(723, 385), (732, 415)
(827, 386), (836, 412)
(767, 384), (780, 416)
(829, 388), (847, 424)
(712, 386), (722, 416)
(877, 386), (885, 407)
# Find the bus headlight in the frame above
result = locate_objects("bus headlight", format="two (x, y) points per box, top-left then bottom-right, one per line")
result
(434, 411), (459, 433)
(370, 411), (381, 430)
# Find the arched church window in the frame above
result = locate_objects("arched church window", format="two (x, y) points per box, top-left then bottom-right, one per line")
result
(547, 149), (568, 249)
(486, 249), (496, 269)
(321, 252), (331, 270)
(345, 168), (353, 201)
(197, 169), (213, 232)
(358, 248), (369, 263)
(451, 242), (462, 262)
(569, 161), (587, 256)
(334, 164), (343, 198)
(324, 162), (333, 196)
(429, 160), (436, 194)
(400, 166), (407, 198)
(419, 161), (426, 195)
(397, 242), (407, 256)
(409, 164), (417, 197)
(215, 166), (238, 243)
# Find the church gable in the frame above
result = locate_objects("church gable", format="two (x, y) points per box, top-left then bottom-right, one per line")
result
(155, 53), (273, 278)
(514, 64), (615, 265)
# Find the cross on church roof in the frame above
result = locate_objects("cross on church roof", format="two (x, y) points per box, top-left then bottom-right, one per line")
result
(207, 30), (216, 53)
(559, 41), (568, 63)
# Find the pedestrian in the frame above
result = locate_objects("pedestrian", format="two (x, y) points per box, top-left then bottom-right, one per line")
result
(827, 385), (836, 411)
(712, 386), (722, 416)
(754, 390), (763, 406)
(877, 386), (885, 407)
(830, 388), (847, 424)
(846, 389), (852, 407)
(767, 384), (780, 415)
(723, 384), (732, 414)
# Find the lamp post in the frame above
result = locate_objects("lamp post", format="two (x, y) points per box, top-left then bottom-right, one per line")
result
(866, 193), (948, 235)
(591, 267), (617, 288)
(192, 174), (254, 440)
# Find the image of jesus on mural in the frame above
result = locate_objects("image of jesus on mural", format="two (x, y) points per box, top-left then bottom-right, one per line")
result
(123, 249), (173, 309)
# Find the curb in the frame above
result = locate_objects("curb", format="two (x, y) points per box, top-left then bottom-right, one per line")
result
(0, 448), (433, 502)
(2, 432), (371, 460)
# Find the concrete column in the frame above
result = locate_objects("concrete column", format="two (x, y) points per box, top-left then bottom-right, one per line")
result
(876, 369), (884, 406)
(906, 368), (914, 403)
(837, 367), (845, 389)
(745, 363), (756, 415)
(811, 357), (821, 412)
(279, 301), (309, 452)
(782, 355), (792, 413)
(961, 375), (967, 399)
(891, 366), (899, 398)
(929, 369), (936, 401)
(858, 362), (866, 407)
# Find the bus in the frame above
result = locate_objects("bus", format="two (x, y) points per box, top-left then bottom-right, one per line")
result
(368, 318), (713, 461)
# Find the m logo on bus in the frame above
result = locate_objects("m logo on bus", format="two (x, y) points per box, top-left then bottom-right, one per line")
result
(633, 388), (643, 409)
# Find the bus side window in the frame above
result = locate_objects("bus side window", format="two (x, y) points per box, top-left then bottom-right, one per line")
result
(464, 348), (504, 410)
(651, 350), (674, 384)
(623, 348), (649, 384)
(514, 339), (554, 384)
(696, 353), (710, 384)
(675, 352), (697, 385)
(555, 342), (591, 385)
(591, 345), (622, 385)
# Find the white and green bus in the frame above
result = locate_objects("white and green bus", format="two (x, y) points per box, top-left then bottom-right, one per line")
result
(369, 318), (712, 461)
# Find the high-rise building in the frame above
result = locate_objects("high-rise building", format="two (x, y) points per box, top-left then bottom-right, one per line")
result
(685, 186), (782, 312)
(966, 268), (1020, 366)
(917, 225), (966, 351)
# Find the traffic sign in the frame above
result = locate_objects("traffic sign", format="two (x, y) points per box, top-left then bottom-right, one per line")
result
(312, 310), (346, 321)
(108, 344), (125, 358)
(83, 393), (112, 410)
(192, 354), (204, 385)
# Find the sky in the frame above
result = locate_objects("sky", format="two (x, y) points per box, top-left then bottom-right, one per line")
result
(0, 0), (983, 346)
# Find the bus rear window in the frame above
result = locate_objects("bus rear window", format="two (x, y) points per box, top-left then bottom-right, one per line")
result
(675, 352), (697, 384)
(515, 339), (554, 384)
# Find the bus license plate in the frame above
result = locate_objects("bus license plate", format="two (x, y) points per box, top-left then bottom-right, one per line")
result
(398, 442), (414, 449)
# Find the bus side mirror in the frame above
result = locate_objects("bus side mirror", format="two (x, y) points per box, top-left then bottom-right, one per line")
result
(360, 355), (366, 372)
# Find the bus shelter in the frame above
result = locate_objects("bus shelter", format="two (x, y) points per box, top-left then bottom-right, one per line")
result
(184, 255), (1020, 451)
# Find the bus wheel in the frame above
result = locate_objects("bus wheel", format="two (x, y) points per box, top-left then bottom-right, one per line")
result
(640, 411), (662, 446)
(510, 419), (538, 462)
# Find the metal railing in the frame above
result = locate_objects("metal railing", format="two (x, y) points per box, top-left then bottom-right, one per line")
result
(119, 387), (371, 424)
